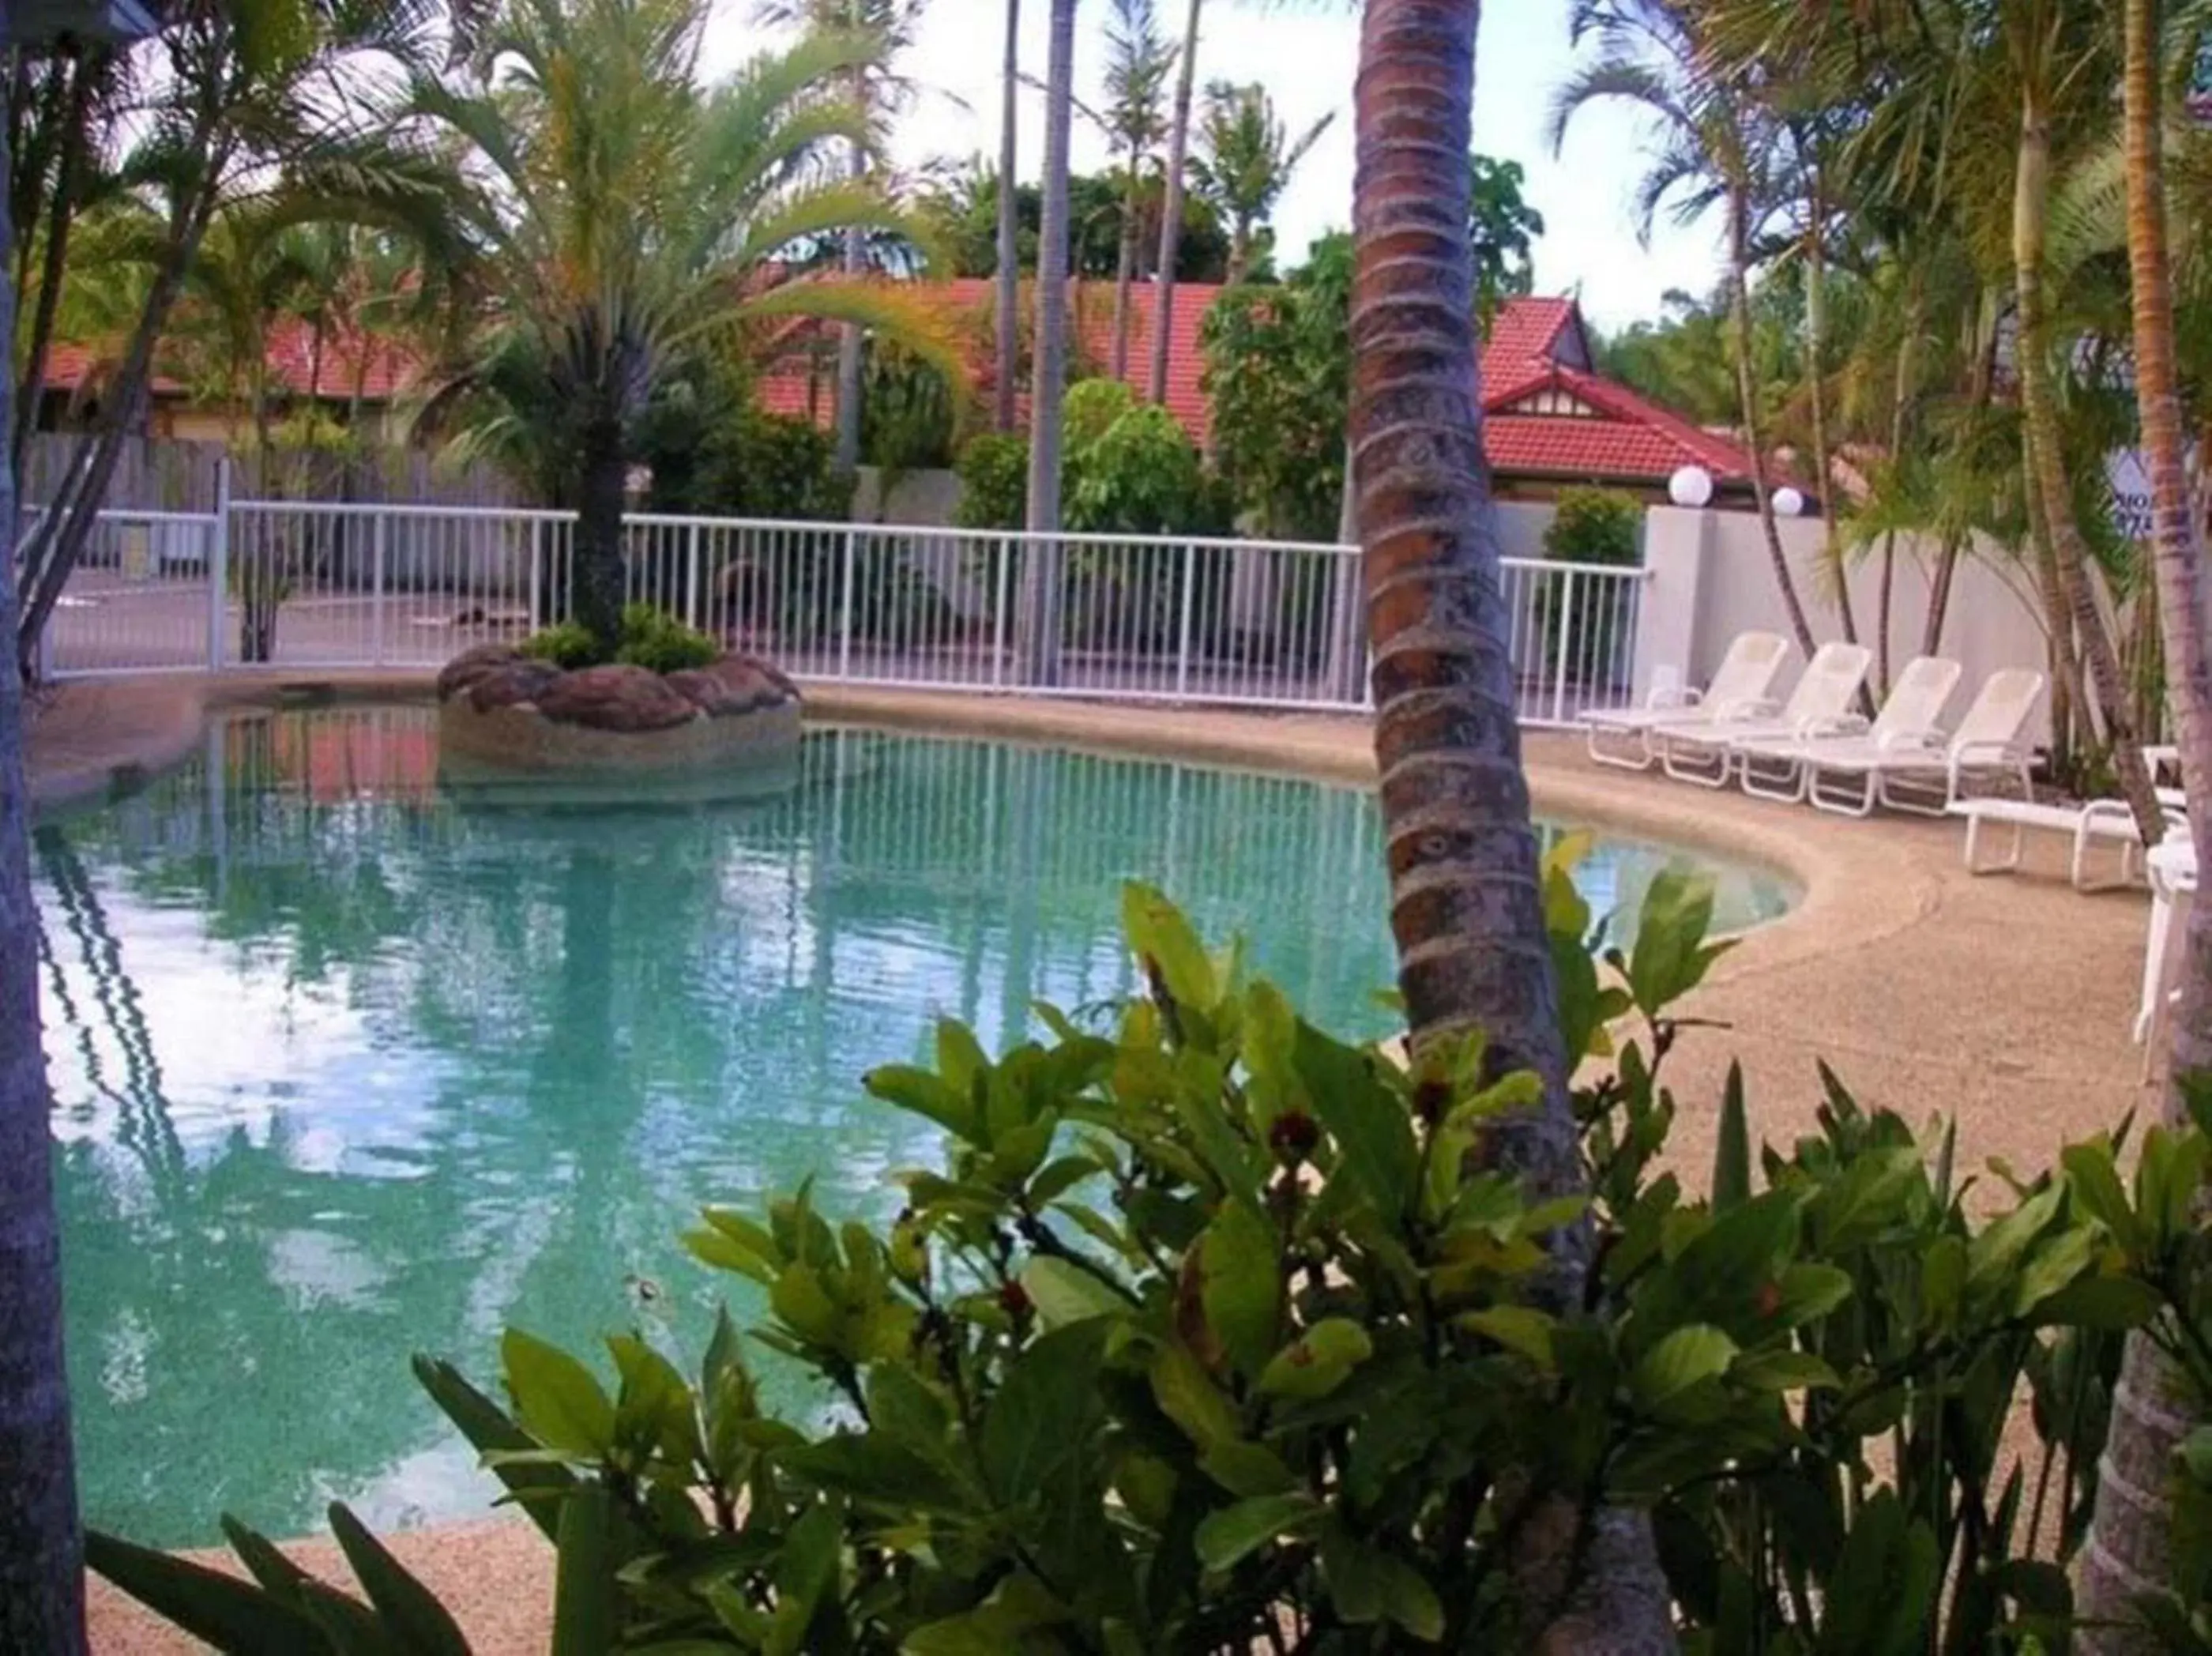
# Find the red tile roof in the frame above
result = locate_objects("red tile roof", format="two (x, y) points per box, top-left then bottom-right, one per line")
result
(38, 318), (417, 403)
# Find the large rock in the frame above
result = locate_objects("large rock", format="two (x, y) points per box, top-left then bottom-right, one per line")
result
(531, 664), (701, 733)
(436, 643), (526, 702)
(436, 648), (802, 790)
(468, 659), (563, 712)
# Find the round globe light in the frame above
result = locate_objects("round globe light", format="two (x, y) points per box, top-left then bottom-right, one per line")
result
(1668, 465), (1714, 509)
(1772, 485), (1807, 518)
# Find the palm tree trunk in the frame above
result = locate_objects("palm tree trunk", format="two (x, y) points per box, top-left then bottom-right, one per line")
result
(1351, 3), (1673, 1649)
(2013, 88), (2163, 844)
(1924, 301), (1999, 657)
(11, 51), (96, 501)
(1018, 0), (1077, 685)
(835, 73), (868, 476)
(1146, 0), (1202, 404)
(2079, 9), (2212, 1645)
(1112, 168), (1138, 380)
(0, 112), (90, 1654)
(993, 0), (1021, 434)
(1727, 183), (1818, 660)
(1801, 190), (1866, 709)
(573, 412), (629, 649)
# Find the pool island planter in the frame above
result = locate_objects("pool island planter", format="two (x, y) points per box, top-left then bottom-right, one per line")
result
(434, 644), (802, 785)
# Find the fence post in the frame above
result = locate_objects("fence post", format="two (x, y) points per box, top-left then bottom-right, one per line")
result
(837, 528), (857, 679)
(206, 455), (231, 670)
(1174, 540), (1196, 701)
(686, 522), (703, 631)
(990, 537), (1011, 689)
(529, 519), (544, 627)
(371, 508), (389, 666)
(1551, 567), (1577, 724)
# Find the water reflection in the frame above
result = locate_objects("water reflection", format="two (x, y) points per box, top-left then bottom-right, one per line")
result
(36, 708), (1793, 1545)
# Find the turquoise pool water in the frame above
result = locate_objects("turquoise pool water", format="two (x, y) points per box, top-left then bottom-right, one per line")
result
(35, 707), (1794, 1546)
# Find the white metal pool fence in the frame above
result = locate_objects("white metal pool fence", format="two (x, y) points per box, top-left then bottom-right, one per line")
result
(29, 492), (1650, 726)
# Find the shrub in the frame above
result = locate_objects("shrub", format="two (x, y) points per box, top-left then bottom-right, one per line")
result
(1066, 402), (1215, 536)
(518, 620), (602, 670)
(952, 431), (1028, 530)
(90, 850), (2184, 1654)
(1543, 486), (1643, 566)
(613, 603), (718, 674)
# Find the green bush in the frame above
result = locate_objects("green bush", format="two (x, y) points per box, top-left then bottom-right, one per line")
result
(92, 846), (2195, 1654)
(1543, 487), (1643, 566)
(953, 431), (1028, 530)
(613, 603), (718, 674)
(518, 620), (602, 670)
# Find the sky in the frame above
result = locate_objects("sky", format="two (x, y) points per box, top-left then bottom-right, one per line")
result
(701, 2), (1726, 337)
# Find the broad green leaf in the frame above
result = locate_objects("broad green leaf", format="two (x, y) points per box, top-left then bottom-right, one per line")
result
(865, 1063), (976, 1141)
(769, 1263), (841, 1344)
(683, 1225), (777, 1284)
(1774, 1263), (1853, 1327)
(1966, 1185), (2063, 1299)
(412, 1355), (575, 1542)
(980, 1321), (1108, 1504)
(1319, 1522), (1446, 1642)
(1122, 883), (1217, 1011)
(787, 1433), (969, 1513)
(1194, 1494), (1322, 1571)
(85, 1530), (327, 1654)
(1457, 1305), (1556, 1371)
(1295, 1021), (1418, 1220)
(1021, 1256), (1130, 1328)
(2011, 1224), (2101, 1317)
(1633, 1324), (1738, 1416)
(936, 1018), (990, 1101)
(2030, 1274), (2162, 1331)
(502, 1330), (616, 1457)
(1150, 1339), (1241, 1447)
(327, 1502), (469, 1654)
(1730, 1348), (1841, 1393)
(1712, 1063), (1751, 1213)
(551, 1486), (618, 1656)
(1201, 1201), (1281, 1378)
(766, 1502), (842, 1656)
(902, 1572), (1066, 1654)
(1255, 1318), (1375, 1401)
(1198, 1437), (1300, 1497)
(2062, 1142), (2146, 1255)
(1627, 868), (1731, 1014)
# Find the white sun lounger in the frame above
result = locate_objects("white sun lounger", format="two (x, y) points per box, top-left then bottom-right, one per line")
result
(1954, 790), (2188, 890)
(1654, 641), (1873, 788)
(1729, 655), (1962, 809)
(1738, 665), (2045, 818)
(1582, 630), (1793, 770)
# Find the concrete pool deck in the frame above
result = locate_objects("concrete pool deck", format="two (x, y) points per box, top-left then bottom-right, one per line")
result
(31, 674), (2148, 1652)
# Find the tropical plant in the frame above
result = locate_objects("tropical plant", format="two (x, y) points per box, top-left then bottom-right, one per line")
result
(1101, 0), (1175, 378)
(1200, 231), (1352, 540)
(953, 430), (1029, 529)
(1466, 152), (1545, 327)
(410, 0), (954, 653)
(1189, 81), (1334, 286)
(1544, 487), (1642, 567)
(1550, 0), (1819, 669)
(14, 0), (469, 676)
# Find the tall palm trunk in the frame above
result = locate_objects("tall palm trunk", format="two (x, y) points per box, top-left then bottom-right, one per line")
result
(2080, 6), (2212, 1644)
(993, 0), (1021, 433)
(1351, 3), (1672, 1649)
(1111, 164), (1139, 380)
(1017, 0), (1076, 684)
(2013, 88), (2163, 844)
(1146, 0), (1201, 403)
(1800, 186), (1866, 709)
(574, 407), (629, 648)
(0, 113), (90, 1654)
(834, 66), (868, 476)
(1727, 182), (1817, 659)
(1924, 301), (1999, 657)
(12, 49), (96, 500)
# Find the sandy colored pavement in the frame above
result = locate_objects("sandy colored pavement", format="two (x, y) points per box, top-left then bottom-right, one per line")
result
(26, 676), (2146, 1651)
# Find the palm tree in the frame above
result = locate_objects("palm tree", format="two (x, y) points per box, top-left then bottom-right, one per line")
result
(2078, 2), (2212, 1643)
(0, 37), (88, 1656)
(14, 0), (464, 677)
(1351, 0), (1674, 1647)
(1550, 0), (1821, 661)
(994, 0), (1021, 431)
(754, 0), (932, 477)
(1145, 0), (1202, 403)
(1101, 0), (1173, 378)
(1018, 0), (1078, 682)
(413, 0), (952, 651)
(1190, 80), (1334, 284)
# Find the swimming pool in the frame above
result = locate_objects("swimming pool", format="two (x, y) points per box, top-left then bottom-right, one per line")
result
(35, 707), (1795, 1545)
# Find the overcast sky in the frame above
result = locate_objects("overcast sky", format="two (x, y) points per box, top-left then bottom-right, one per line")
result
(701, 2), (1723, 336)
